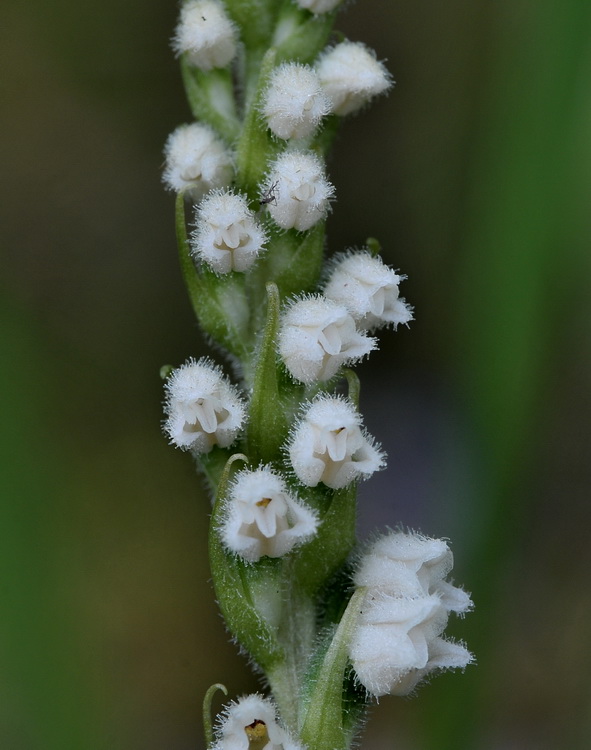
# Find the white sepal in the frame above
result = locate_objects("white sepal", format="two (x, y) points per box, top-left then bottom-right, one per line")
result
(221, 467), (318, 562)
(163, 358), (245, 453)
(213, 694), (304, 750)
(163, 123), (233, 196)
(278, 295), (376, 384)
(262, 63), (331, 140)
(173, 0), (238, 71)
(288, 395), (385, 489)
(317, 41), (392, 116)
(191, 190), (267, 273)
(324, 251), (413, 330)
(263, 151), (334, 231)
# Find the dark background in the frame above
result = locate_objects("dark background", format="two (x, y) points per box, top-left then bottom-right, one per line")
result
(2, 1), (590, 748)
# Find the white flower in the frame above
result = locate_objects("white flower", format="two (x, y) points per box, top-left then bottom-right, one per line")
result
(350, 532), (473, 697)
(278, 295), (376, 384)
(263, 152), (334, 231)
(221, 467), (318, 562)
(324, 251), (413, 330)
(163, 358), (245, 453)
(288, 395), (385, 489)
(262, 63), (331, 140)
(173, 0), (238, 71)
(317, 41), (392, 116)
(191, 190), (267, 273)
(213, 694), (304, 750)
(163, 123), (234, 196)
(294, 0), (342, 13)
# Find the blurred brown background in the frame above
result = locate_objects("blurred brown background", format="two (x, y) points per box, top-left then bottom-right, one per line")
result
(2, 1), (591, 748)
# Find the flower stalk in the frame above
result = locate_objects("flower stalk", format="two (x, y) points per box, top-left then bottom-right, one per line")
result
(161, 1), (473, 747)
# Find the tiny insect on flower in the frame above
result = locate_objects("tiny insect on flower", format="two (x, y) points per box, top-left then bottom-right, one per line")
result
(259, 180), (279, 206)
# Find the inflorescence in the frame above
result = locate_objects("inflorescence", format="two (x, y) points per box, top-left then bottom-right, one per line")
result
(161, 2), (472, 748)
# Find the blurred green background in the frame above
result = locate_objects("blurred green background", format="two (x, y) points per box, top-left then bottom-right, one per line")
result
(2, 1), (590, 748)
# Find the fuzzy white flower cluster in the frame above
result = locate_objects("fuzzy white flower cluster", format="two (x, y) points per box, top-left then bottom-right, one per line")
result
(263, 63), (331, 140)
(278, 295), (375, 384)
(213, 694), (304, 750)
(262, 151), (334, 231)
(163, 123), (233, 195)
(350, 532), (473, 697)
(164, 359), (245, 453)
(288, 396), (385, 489)
(191, 190), (267, 273)
(174, 0), (238, 71)
(324, 251), (413, 330)
(317, 41), (392, 116)
(222, 467), (318, 562)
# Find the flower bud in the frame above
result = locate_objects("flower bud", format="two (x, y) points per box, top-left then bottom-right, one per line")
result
(174, 0), (238, 71)
(263, 63), (331, 140)
(324, 251), (413, 330)
(288, 395), (385, 488)
(263, 152), (334, 231)
(278, 295), (376, 384)
(213, 694), (304, 750)
(163, 358), (245, 453)
(163, 123), (233, 196)
(191, 190), (267, 273)
(221, 467), (318, 562)
(317, 41), (392, 116)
